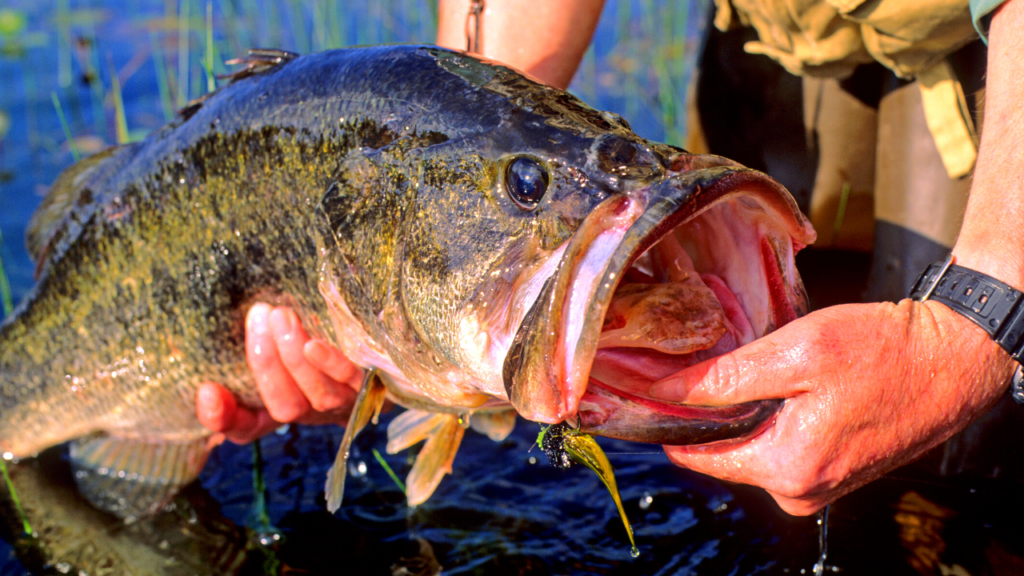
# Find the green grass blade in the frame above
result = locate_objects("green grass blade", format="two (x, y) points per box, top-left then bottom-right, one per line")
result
(177, 0), (190, 107)
(0, 458), (32, 536)
(83, 35), (107, 137)
(148, 31), (175, 122)
(204, 0), (215, 93)
(108, 55), (130, 144)
(50, 91), (80, 161)
(371, 448), (406, 493)
(832, 183), (852, 246)
(251, 439), (270, 529)
(56, 0), (71, 88)
(0, 230), (12, 316)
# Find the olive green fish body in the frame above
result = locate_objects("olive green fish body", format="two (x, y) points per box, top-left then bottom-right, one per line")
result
(0, 46), (815, 514)
(0, 46), (532, 454)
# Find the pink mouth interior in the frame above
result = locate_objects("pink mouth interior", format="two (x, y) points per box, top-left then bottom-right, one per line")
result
(586, 198), (799, 404)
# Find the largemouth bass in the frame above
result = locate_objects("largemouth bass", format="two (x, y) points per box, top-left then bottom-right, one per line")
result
(0, 46), (814, 517)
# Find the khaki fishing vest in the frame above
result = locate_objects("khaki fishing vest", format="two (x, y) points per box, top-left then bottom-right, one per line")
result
(706, 0), (982, 253)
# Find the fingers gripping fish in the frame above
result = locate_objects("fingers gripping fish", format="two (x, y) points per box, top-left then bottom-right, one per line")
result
(0, 46), (814, 518)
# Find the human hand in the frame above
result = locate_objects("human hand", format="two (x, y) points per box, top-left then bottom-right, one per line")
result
(650, 300), (1015, 515)
(197, 303), (363, 444)
(436, 0), (604, 90)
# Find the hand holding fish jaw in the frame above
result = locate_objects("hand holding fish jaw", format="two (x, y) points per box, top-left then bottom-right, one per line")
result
(652, 300), (1014, 516)
(197, 303), (363, 444)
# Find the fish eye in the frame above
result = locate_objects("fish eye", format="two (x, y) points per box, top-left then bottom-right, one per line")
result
(505, 157), (549, 209)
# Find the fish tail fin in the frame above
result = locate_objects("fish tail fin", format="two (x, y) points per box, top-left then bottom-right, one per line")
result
(325, 368), (387, 513)
(69, 434), (213, 520)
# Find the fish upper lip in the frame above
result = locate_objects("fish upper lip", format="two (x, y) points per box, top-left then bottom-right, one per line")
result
(504, 161), (815, 440)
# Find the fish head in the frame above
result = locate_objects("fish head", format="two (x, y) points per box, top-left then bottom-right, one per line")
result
(501, 152), (816, 444)
(317, 47), (814, 444)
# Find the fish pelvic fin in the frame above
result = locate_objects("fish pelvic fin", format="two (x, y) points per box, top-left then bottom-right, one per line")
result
(68, 434), (213, 520)
(387, 409), (513, 505)
(401, 413), (465, 507)
(385, 409), (450, 454)
(325, 368), (387, 513)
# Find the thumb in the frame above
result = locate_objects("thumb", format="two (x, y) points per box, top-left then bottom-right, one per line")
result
(647, 309), (837, 405)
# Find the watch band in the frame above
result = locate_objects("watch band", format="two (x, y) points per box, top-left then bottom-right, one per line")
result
(910, 254), (1024, 404)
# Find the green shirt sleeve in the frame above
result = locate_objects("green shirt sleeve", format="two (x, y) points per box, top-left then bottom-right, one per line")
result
(971, 0), (1010, 43)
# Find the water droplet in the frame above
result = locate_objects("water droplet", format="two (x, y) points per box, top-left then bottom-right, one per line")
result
(639, 492), (653, 510)
(257, 530), (283, 547)
(349, 460), (368, 477)
(629, 546), (639, 558)
(528, 456), (537, 465)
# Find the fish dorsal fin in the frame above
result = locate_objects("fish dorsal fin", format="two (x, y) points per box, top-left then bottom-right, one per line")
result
(68, 434), (212, 520)
(220, 49), (299, 82)
(178, 49), (299, 120)
(325, 368), (387, 512)
(469, 409), (518, 442)
(26, 147), (120, 265)
(386, 410), (465, 506)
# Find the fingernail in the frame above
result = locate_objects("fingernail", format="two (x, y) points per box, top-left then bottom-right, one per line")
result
(305, 339), (332, 365)
(271, 307), (296, 338)
(247, 303), (271, 335)
(197, 385), (224, 424)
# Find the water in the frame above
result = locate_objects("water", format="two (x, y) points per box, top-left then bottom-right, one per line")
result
(813, 505), (828, 575)
(2, 1), (1024, 574)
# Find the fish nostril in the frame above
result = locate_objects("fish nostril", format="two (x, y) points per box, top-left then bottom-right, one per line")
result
(668, 155), (690, 172)
(597, 138), (637, 173)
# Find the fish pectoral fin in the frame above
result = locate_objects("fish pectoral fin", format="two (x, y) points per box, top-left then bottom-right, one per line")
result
(468, 409), (518, 442)
(69, 434), (213, 520)
(325, 368), (387, 513)
(405, 414), (465, 507)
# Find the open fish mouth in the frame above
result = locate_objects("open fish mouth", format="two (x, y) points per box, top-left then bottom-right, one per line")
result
(503, 155), (816, 445)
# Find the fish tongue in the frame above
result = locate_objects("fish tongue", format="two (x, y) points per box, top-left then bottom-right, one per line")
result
(597, 276), (727, 354)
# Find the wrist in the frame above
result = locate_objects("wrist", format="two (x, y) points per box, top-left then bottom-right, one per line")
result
(921, 299), (1015, 400)
(951, 240), (1024, 294)
(910, 260), (1018, 405)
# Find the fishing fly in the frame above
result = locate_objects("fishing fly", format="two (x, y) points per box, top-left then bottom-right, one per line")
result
(536, 422), (639, 557)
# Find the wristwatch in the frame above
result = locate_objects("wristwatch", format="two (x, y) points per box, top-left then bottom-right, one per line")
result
(910, 254), (1024, 404)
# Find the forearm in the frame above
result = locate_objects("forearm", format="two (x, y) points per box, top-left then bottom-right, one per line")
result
(953, 0), (1024, 290)
(436, 0), (605, 89)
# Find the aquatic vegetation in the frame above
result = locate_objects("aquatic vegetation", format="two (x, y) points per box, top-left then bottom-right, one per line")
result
(48, 92), (79, 161)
